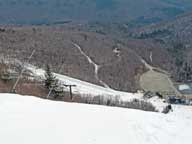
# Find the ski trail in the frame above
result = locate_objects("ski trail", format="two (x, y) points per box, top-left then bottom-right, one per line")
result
(140, 58), (181, 96)
(140, 56), (169, 75)
(71, 42), (111, 89)
(150, 51), (153, 63)
(141, 58), (153, 71)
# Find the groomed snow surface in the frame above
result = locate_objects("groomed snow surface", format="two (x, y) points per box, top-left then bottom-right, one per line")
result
(26, 64), (142, 99)
(0, 94), (192, 144)
(26, 65), (168, 112)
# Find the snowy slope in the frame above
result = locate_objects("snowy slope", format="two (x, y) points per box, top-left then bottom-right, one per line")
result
(26, 65), (143, 99)
(0, 94), (191, 144)
(26, 65), (168, 112)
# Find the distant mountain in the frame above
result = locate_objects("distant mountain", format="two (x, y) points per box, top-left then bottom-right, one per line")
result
(0, 0), (192, 24)
(131, 12), (192, 83)
(132, 12), (192, 45)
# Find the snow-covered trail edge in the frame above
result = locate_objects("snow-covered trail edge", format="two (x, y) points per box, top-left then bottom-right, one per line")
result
(26, 64), (168, 112)
(26, 64), (142, 100)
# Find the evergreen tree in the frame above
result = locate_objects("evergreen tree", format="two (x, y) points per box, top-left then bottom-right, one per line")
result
(0, 61), (12, 82)
(44, 64), (57, 89)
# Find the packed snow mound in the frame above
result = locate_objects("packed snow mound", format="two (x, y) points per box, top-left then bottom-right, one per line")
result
(0, 94), (192, 144)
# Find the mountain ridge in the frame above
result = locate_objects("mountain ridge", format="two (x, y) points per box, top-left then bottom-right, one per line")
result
(0, 0), (191, 24)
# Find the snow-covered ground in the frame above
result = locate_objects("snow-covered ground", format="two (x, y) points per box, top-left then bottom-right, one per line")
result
(26, 65), (168, 112)
(26, 64), (143, 99)
(0, 94), (191, 144)
(1, 57), (168, 111)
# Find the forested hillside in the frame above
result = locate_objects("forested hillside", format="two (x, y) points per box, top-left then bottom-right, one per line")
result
(0, 0), (191, 24)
